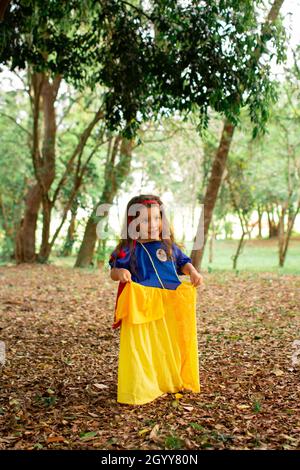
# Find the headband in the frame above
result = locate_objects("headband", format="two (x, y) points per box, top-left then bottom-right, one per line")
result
(139, 199), (160, 205)
(127, 200), (160, 220)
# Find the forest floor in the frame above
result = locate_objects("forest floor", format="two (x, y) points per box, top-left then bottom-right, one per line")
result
(0, 264), (300, 450)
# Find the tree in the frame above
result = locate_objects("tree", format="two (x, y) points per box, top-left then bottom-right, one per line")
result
(253, 77), (300, 266)
(191, 0), (286, 270)
(0, 82), (32, 260)
(1, 1), (287, 266)
(75, 135), (134, 267)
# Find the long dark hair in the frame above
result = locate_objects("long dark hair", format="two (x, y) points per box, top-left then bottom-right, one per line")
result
(110, 194), (183, 277)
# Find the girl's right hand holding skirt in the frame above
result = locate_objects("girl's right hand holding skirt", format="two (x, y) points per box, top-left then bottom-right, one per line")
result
(111, 267), (132, 283)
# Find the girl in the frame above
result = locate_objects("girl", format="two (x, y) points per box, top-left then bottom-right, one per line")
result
(108, 194), (203, 405)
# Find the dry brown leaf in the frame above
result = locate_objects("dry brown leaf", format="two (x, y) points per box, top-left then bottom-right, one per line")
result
(149, 424), (160, 443)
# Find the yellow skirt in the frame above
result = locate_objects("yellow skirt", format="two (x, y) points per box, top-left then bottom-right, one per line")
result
(114, 280), (200, 405)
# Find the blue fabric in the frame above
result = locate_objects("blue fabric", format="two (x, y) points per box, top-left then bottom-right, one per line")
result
(108, 241), (192, 290)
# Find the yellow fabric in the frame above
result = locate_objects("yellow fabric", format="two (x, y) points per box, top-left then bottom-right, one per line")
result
(115, 280), (200, 405)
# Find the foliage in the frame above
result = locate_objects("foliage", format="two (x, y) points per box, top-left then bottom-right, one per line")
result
(0, 0), (287, 137)
(0, 84), (32, 258)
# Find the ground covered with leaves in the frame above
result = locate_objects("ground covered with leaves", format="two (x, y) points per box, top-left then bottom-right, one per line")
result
(0, 264), (299, 450)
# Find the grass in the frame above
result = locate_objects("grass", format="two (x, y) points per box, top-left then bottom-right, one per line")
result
(165, 435), (184, 449)
(49, 237), (300, 275)
(199, 237), (300, 275)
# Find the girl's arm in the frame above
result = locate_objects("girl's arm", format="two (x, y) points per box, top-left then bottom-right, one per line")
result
(110, 267), (132, 283)
(180, 262), (204, 287)
(180, 262), (197, 275)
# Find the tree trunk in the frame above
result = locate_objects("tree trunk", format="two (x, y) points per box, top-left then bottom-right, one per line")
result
(74, 215), (99, 267)
(38, 75), (61, 262)
(0, 0), (11, 21)
(208, 217), (214, 264)
(15, 72), (61, 263)
(267, 207), (279, 238)
(39, 105), (105, 262)
(232, 232), (246, 270)
(38, 195), (53, 262)
(15, 184), (42, 263)
(61, 202), (78, 257)
(278, 205), (285, 266)
(75, 136), (133, 268)
(257, 204), (262, 238)
(191, 120), (235, 269)
(15, 70), (104, 264)
(15, 72), (43, 263)
(278, 200), (300, 267)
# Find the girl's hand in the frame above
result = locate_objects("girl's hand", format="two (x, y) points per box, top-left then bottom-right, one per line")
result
(190, 270), (204, 288)
(118, 268), (132, 283)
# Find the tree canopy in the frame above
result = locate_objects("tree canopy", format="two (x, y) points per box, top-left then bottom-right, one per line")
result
(0, 0), (287, 137)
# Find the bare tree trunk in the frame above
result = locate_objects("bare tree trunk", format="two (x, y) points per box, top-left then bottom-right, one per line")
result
(15, 70), (105, 264)
(267, 206), (279, 238)
(15, 73), (43, 263)
(208, 217), (214, 264)
(38, 108), (106, 262)
(15, 72), (61, 263)
(0, 0), (11, 21)
(38, 76), (61, 261)
(281, 202), (300, 265)
(38, 195), (53, 262)
(96, 221), (109, 268)
(225, 172), (251, 270)
(257, 204), (263, 238)
(191, 120), (235, 268)
(232, 233), (246, 271)
(61, 201), (78, 257)
(75, 136), (134, 268)
(278, 204), (286, 266)
(278, 200), (300, 267)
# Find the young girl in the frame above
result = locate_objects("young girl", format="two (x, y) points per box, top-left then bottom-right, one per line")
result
(108, 194), (203, 405)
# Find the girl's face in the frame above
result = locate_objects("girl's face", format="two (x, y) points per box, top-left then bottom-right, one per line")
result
(139, 205), (162, 240)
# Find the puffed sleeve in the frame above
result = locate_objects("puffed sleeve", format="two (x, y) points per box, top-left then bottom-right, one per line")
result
(108, 246), (131, 270)
(172, 243), (192, 275)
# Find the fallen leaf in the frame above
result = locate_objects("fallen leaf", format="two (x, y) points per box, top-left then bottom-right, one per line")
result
(183, 406), (194, 411)
(47, 436), (66, 443)
(272, 368), (284, 376)
(215, 424), (224, 430)
(79, 431), (98, 440)
(138, 428), (151, 436)
(175, 393), (183, 399)
(93, 383), (109, 389)
(149, 424), (160, 442)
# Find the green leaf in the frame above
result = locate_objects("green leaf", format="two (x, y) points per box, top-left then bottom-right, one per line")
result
(79, 431), (98, 440)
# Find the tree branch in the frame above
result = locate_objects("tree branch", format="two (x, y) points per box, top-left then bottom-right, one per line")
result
(0, 112), (32, 138)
